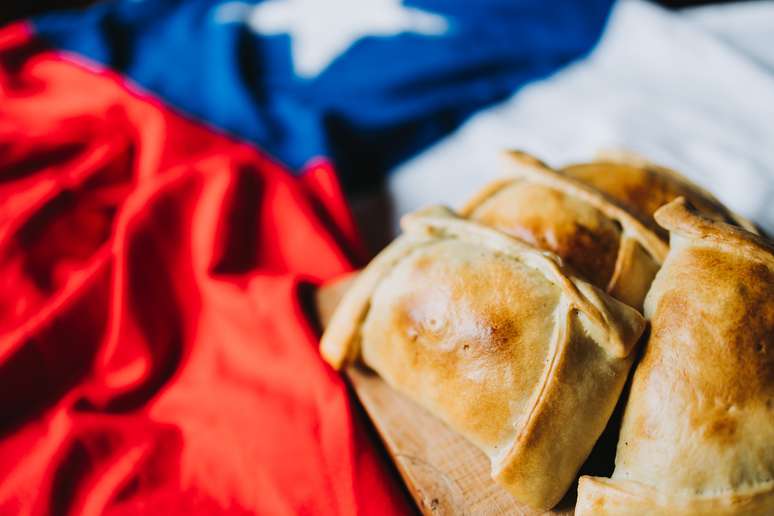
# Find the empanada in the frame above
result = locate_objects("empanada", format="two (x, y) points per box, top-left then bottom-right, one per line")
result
(320, 206), (645, 510)
(576, 198), (774, 515)
(462, 151), (667, 309)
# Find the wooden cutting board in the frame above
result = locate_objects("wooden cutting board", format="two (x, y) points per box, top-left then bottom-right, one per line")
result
(316, 274), (577, 515)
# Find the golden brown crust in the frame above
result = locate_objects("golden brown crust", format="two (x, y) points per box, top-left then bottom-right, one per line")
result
(577, 477), (774, 516)
(398, 206), (642, 359)
(655, 197), (774, 266)
(319, 232), (428, 368)
(464, 180), (622, 288)
(576, 198), (774, 515)
(463, 151), (668, 263)
(462, 151), (667, 310)
(565, 150), (760, 235)
(494, 310), (635, 508)
(320, 206), (645, 510)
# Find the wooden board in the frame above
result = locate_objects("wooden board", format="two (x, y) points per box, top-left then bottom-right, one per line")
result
(316, 275), (575, 515)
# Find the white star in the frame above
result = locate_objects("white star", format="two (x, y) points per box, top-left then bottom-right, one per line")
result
(216, 0), (448, 78)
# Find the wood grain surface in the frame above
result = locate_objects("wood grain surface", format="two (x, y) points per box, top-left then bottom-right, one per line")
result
(316, 274), (576, 515)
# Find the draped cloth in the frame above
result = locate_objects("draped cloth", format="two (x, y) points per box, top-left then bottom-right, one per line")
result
(0, 23), (410, 515)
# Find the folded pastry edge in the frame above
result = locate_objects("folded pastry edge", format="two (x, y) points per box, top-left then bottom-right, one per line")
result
(576, 475), (774, 516)
(319, 232), (432, 369)
(321, 205), (647, 369)
(655, 197), (774, 267)
(401, 207), (646, 359)
(501, 150), (669, 263)
(491, 305), (639, 510)
(459, 150), (669, 310)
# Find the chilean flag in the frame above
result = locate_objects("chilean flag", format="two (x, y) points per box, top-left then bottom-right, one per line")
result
(1, 1), (617, 514)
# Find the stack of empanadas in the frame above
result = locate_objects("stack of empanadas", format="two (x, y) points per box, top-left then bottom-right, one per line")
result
(462, 151), (668, 310)
(320, 151), (772, 513)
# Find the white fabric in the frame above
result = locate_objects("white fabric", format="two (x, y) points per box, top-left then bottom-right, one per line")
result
(686, 1), (774, 70)
(375, 0), (774, 239)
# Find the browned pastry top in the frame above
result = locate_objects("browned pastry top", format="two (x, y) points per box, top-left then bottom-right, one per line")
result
(562, 158), (759, 237)
(466, 181), (622, 288)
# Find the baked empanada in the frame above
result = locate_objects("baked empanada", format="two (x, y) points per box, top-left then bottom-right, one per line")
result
(462, 151), (667, 309)
(320, 206), (645, 510)
(576, 198), (774, 515)
(561, 151), (759, 237)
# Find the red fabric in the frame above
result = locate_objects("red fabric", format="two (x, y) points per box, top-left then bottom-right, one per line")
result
(0, 23), (410, 516)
